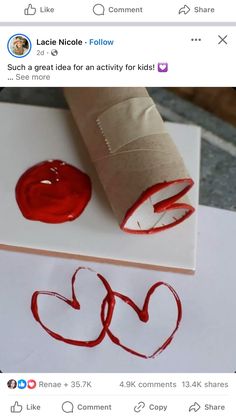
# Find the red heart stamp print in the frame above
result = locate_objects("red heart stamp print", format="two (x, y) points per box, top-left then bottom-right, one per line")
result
(31, 267), (115, 347)
(32, 268), (182, 359)
(101, 281), (182, 359)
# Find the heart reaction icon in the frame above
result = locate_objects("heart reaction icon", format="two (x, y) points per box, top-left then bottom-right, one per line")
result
(27, 380), (37, 389)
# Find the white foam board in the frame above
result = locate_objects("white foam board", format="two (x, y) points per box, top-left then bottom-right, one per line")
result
(0, 103), (200, 272)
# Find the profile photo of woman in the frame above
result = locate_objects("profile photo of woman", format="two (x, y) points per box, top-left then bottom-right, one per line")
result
(7, 379), (17, 389)
(8, 35), (31, 57)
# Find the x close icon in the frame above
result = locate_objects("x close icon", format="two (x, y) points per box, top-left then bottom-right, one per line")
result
(218, 35), (228, 45)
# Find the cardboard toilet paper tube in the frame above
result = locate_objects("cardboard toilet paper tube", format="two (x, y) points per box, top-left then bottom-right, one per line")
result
(64, 88), (195, 234)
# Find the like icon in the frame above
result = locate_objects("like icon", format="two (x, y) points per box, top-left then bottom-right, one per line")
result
(18, 379), (27, 389)
(24, 4), (37, 15)
(10, 401), (23, 413)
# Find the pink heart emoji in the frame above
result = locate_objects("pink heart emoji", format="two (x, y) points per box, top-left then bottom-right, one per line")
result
(31, 267), (115, 347)
(101, 282), (182, 358)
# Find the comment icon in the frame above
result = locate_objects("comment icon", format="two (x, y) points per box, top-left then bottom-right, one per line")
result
(93, 3), (105, 16)
(62, 401), (74, 413)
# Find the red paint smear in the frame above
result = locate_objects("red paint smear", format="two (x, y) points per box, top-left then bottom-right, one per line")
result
(101, 282), (182, 359)
(121, 178), (195, 234)
(15, 160), (92, 223)
(31, 267), (115, 347)
(31, 267), (182, 359)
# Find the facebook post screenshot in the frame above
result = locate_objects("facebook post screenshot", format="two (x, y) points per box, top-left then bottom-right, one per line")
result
(0, 1), (236, 417)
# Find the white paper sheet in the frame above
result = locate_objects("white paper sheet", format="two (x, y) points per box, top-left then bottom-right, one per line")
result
(0, 205), (235, 373)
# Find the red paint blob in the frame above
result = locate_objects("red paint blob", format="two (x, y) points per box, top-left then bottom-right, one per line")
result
(101, 282), (182, 359)
(31, 267), (115, 347)
(15, 160), (92, 223)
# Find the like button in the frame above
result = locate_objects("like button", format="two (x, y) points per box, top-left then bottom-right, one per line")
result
(10, 401), (23, 413)
(24, 4), (37, 15)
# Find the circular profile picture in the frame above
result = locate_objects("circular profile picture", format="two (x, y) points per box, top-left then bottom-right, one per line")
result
(8, 34), (32, 58)
(7, 379), (17, 389)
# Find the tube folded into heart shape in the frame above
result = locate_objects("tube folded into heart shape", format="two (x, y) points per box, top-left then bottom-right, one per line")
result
(64, 88), (195, 234)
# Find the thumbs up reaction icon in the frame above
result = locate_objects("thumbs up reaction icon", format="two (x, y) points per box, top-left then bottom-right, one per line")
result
(24, 4), (37, 15)
(10, 401), (23, 413)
